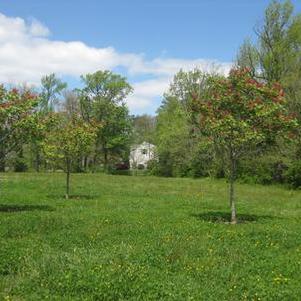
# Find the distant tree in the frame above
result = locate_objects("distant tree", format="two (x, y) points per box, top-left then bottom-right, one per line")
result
(169, 68), (210, 110)
(236, 38), (259, 78)
(155, 96), (192, 176)
(190, 68), (297, 224)
(236, 0), (301, 182)
(79, 70), (133, 171)
(42, 114), (98, 199)
(40, 73), (67, 112)
(25, 112), (58, 172)
(154, 69), (211, 177)
(132, 114), (156, 144)
(236, 0), (301, 114)
(62, 90), (80, 119)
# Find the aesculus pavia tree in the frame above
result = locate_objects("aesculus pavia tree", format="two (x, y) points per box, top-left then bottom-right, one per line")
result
(42, 114), (98, 199)
(190, 68), (297, 224)
(0, 86), (39, 171)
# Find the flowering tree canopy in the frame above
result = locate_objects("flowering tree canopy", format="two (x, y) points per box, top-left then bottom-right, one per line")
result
(190, 68), (297, 223)
(0, 86), (39, 159)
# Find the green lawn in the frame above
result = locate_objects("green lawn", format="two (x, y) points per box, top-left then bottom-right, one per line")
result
(0, 173), (301, 300)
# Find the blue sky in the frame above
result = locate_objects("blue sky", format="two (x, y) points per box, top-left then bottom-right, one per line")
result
(0, 0), (300, 114)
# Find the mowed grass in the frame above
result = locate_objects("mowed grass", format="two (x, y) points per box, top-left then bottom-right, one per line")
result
(0, 173), (301, 300)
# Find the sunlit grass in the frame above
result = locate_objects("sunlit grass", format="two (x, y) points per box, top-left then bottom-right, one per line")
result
(0, 173), (300, 300)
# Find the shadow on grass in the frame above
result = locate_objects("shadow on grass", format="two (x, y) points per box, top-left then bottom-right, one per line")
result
(47, 194), (96, 200)
(0, 204), (55, 213)
(191, 211), (276, 224)
(69, 194), (96, 200)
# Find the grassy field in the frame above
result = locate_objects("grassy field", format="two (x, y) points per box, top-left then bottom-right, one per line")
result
(0, 173), (301, 300)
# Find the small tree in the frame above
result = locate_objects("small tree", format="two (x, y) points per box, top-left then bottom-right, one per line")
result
(43, 115), (98, 199)
(190, 68), (297, 224)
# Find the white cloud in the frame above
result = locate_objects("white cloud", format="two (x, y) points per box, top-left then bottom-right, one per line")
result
(127, 77), (171, 113)
(0, 12), (232, 113)
(28, 18), (50, 37)
(126, 57), (231, 77)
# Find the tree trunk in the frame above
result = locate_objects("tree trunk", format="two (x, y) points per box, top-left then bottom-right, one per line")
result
(229, 156), (237, 224)
(0, 158), (5, 172)
(66, 170), (70, 199)
(35, 150), (40, 172)
(91, 154), (96, 173)
(104, 149), (108, 173)
(66, 159), (71, 199)
(83, 156), (88, 171)
(229, 175), (237, 224)
(0, 134), (5, 172)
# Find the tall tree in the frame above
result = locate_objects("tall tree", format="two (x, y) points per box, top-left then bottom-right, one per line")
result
(154, 68), (212, 177)
(62, 90), (80, 119)
(155, 96), (192, 176)
(79, 70), (133, 171)
(236, 0), (301, 112)
(190, 68), (297, 224)
(40, 73), (67, 112)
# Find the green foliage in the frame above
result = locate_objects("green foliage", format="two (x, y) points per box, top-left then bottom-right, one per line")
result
(42, 115), (97, 171)
(42, 114), (98, 198)
(236, 38), (259, 77)
(0, 86), (39, 171)
(40, 73), (67, 112)
(191, 68), (297, 165)
(1, 173), (301, 300)
(79, 70), (133, 169)
(13, 157), (28, 172)
(132, 114), (156, 144)
(236, 0), (301, 118)
(285, 160), (301, 189)
(80, 70), (132, 104)
(190, 67), (297, 222)
(155, 96), (192, 177)
(168, 68), (210, 109)
(238, 154), (289, 185)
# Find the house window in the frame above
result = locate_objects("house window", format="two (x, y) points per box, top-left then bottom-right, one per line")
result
(141, 149), (147, 155)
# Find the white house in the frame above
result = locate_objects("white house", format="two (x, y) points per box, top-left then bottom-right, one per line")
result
(129, 142), (155, 169)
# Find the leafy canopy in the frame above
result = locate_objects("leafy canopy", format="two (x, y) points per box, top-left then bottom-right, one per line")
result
(191, 68), (297, 160)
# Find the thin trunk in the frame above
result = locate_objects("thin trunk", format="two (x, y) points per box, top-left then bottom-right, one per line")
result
(0, 158), (5, 172)
(0, 134), (5, 172)
(35, 150), (40, 172)
(83, 156), (88, 171)
(92, 153), (97, 173)
(104, 148), (108, 173)
(66, 171), (70, 199)
(229, 175), (237, 224)
(229, 154), (237, 224)
(66, 159), (71, 199)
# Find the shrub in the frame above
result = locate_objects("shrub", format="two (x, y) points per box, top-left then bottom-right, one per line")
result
(285, 161), (301, 189)
(14, 158), (28, 172)
(238, 155), (288, 185)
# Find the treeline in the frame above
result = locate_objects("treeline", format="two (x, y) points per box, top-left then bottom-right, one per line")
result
(150, 0), (301, 188)
(0, 71), (137, 175)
